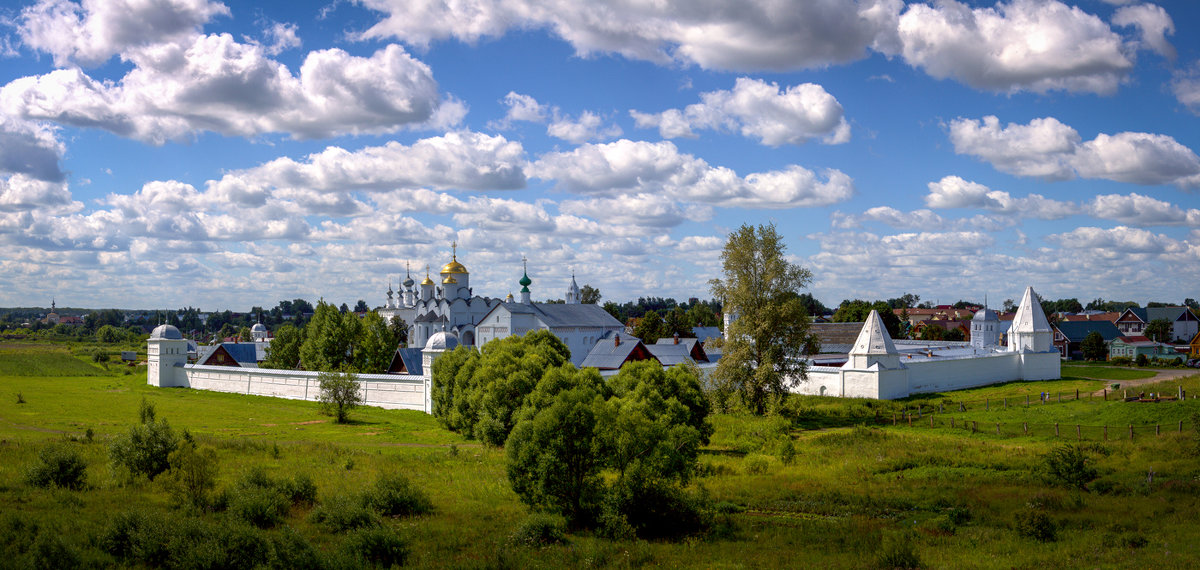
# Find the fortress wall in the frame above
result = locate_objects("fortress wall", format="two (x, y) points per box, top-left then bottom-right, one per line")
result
(183, 365), (427, 411)
(904, 353), (1023, 395)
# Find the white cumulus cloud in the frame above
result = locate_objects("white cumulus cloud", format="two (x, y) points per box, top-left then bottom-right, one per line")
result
(631, 77), (849, 146)
(948, 116), (1200, 188)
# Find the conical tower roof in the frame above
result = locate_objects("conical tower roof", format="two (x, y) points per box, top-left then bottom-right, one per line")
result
(849, 310), (898, 355)
(1012, 286), (1051, 333)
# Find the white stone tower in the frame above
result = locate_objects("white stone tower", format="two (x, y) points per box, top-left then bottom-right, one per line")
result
(970, 307), (1001, 350)
(846, 310), (901, 369)
(422, 331), (460, 414)
(147, 324), (188, 387)
(1009, 286), (1053, 353)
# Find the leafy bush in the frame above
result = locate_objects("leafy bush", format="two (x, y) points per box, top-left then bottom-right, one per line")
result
(310, 494), (380, 533)
(1042, 445), (1098, 491)
(279, 473), (318, 507)
(268, 526), (324, 569)
(109, 399), (177, 481)
(744, 454), (772, 475)
(226, 468), (292, 528)
(341, 526), (410, 567)
(24, 444), (87, 490)
(602, 478), (710, 541)
(776, 437), (797, 466)
(510, 513), (568, 547)
(101, 510), (273, 568)
(163, 440), (218, 509)
(29, 531), (82, 570)
(1014, 509), (1057, 542)
(1136, 354), (1149, 367)
(875, 532), (922, 569)
(361, 473), (433, 517)
(229, 485), (290, 528)
(318, 369), (363, 424)
(1111, 356), (1132, 366)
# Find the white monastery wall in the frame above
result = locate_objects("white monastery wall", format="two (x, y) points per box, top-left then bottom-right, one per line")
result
(184, 365), (427, 411)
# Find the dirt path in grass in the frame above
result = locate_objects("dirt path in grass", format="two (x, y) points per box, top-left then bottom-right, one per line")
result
(1086, 368), (1199, 397)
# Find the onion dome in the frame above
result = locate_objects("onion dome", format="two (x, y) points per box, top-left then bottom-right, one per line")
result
(251, 323), (267, 333)
(150, 324), (183, 340)
(505, 292), (514, 302)
(519, 271), (531, 293)
(442, 275), (458, 284)
(424, 331), (460, 351)
(421, 265), (434, 286)
(440, 241), (468, 274)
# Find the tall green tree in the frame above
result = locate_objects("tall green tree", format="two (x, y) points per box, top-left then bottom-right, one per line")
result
(580, 284), (601, 304)
(1144, 318), (1173, 343)
(1081, 331), (1107, 361)
(709, 223), (814, 415)
(261, 323), (302, 369)
(299, 300), (357, 371)
(633, 310), (665, 344)
(357, 311), (398, 373)
(684, 303), (719, 328)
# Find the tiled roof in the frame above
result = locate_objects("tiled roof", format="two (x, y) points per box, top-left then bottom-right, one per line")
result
(1053, 321), (1121, 342)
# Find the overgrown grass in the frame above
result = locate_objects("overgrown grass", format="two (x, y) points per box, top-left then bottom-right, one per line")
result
(4, 343), (1200, 567)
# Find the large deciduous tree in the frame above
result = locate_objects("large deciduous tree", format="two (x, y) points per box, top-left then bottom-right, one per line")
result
(1080, 331), (1107, 361)
(580, 285), (601, 304)
(300, 300), (358, 372)
(261, 323), (303, 369)
(709, 223), (815, 415)
(1144, 318), (1173, 343)
(356, 311), (398, 373)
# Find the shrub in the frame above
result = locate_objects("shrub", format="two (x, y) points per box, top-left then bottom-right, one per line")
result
(229, 485), (289, 528)
(776, 437), (797, 466)
(163, 441), (218, 509)
(101, 509), (273, 568)
(16, 392), (25, 404)
(1136, 354), (1149, 367)
(1111, 356), (1132, 366)
(24, 444), (87, 490)
(227, 468), (291, 528)
(318, 370), (363, 423)
(361, 473), (433, 517)
(279, 473), (318, 507)
(109, 400), (177, 481)
(744, 454), (772, 475)
(602, 479), (709, 540)
(1014, 509), (1057, 542)
(509, 513), (568, 547)
(29, 531), (81, 570)
(1042, 445), (1098, 491)
(341, 526), (410, 568)
(268, 526), (323, 569)
(91, 350), (110, 363)
(875, 532), (922, 569)
(310, 495), (380, 533)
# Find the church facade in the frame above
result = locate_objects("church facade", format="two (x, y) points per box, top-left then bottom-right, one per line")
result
(377, 248), (622, 364)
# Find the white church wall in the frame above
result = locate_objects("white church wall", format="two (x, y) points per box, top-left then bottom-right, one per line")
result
(184, 366), (426, 411)
(1019, 352), (1062, 381)
(904, 353), (1023, 395)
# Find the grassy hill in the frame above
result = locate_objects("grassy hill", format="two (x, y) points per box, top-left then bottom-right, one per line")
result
(3, 342), (1200, 568)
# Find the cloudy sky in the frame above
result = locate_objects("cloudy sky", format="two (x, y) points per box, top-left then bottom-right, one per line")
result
(1, 0), (1198, 311)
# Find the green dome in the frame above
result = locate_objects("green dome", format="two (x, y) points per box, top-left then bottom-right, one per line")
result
(519, 271), (531, 292)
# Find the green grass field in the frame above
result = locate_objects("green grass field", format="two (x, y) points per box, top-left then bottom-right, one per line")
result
(5, 342), (1200, 568)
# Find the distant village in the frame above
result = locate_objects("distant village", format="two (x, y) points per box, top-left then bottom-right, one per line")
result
(6, 264), (1200, 373)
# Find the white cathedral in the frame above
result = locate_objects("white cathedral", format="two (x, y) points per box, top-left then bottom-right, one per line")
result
(377, 245), (623, 367)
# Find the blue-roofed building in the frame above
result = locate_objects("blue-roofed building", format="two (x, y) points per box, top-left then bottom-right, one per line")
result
(387, 347), (425, 375)
(1052, 320), (1122, 359)
(196, 342), (265, 368)
(580, 331), (658, 370)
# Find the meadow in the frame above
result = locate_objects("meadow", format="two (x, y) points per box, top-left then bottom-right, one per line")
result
(3, 342), (1200, 568)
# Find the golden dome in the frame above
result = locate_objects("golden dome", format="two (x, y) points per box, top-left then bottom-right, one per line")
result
(442, 275), (458, 284)
(421, 275), (434, 286)
(440, 259), (468, 274)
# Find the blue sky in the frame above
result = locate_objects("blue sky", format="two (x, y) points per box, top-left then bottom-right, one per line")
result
(1, 0), (1198, 311)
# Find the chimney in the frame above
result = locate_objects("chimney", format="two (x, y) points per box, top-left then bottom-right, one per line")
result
(673, 333), (679, 345)
(614, 335), (621, 347)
